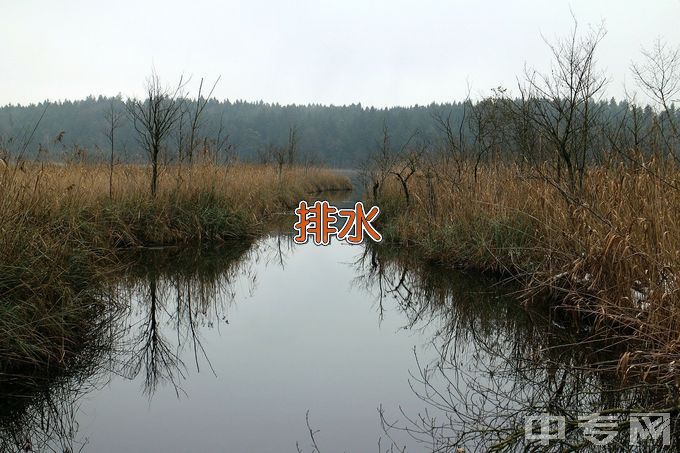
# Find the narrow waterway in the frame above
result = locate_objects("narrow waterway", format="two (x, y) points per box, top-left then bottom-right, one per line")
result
(0, 235), (674, 452)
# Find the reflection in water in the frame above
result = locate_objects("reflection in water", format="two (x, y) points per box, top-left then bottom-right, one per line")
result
(0, 292), (121, 452)
(358, 244), (679, 451)
(115, 242), (257, 397)
(0, 241), (261, 452)
(0, 237), (677, 452)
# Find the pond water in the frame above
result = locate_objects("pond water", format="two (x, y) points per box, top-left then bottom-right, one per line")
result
(81, 237), (450, 452)
(1, 235), (677, 452)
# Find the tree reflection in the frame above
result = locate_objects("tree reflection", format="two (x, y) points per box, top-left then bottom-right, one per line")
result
(5, 235), (662, 452)
(111, 236), (295, 397)
(121, 274), (187, 396)
(358, 244), (680, 452)
(114, 240), (262, 397)
(0, 292), (123, 452)
(0, 237), (294, 451)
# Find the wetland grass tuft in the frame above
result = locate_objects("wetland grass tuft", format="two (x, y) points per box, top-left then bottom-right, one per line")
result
(375, 159), (680, 382)
(0, 161), (350, 371)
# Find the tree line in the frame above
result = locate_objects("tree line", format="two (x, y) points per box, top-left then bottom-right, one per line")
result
(0, 93), (465, 168)
(363, 26), (680, 203)
(0, 21), (678, 198)
(1, 87), (673, 172)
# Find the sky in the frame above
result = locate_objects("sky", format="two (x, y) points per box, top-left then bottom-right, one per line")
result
(2, 0), (680, 107)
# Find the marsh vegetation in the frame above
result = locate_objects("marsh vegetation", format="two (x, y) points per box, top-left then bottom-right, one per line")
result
(362, 26), (680, 391)
(0, 236), (675, 452)
(0, 160), (348, 396)
(1, 15), (680, 453)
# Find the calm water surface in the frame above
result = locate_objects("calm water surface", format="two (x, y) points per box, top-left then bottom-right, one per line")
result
(81, 238), (451, 452)
(2, 235), (676, 452)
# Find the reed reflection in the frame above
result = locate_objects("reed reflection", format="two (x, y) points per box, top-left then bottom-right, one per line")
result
(0, 291), (123, 452)
(114, 239), (291, 396)
(358, 244), (680, 452)
(0, 237), (293, 451)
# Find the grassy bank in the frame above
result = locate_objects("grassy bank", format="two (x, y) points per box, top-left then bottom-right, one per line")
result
(373, 160), (680, 382)
(0, 161), (349, 372)
(2, 162), (350, 245)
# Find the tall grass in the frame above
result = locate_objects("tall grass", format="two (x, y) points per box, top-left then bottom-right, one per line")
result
(375, 159), (680, 382)
(0, 161), (349, 373)
(1, 162), (350, 245)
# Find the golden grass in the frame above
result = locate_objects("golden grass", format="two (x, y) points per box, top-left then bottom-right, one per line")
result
(2, 161), (350, 210)
(0, 162), (350, 244)
(0, 161), (349, 372)
(376, 160), (680, 381)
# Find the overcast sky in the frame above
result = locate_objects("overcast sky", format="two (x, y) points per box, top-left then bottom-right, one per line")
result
(2, 0), (679, 107)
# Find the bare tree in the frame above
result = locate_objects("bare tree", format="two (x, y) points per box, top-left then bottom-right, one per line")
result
(632, 39), (680, 161)
(214, 112), (237, 166)
(469, 91), (509, 182)
(363, 122), (394, 200)
(389, 136), (425, 206)
(175, 107), (187, 166)
(126, 71), (186, 197)
(514, 18), (608, 192)
(103, 98), (124, 198)
(272, 142), (287, 181)
(287, 124), (300, 166)
(433, 99), (470, 186)
(187, 77), (220, 165)
(362, 123), (421, 203)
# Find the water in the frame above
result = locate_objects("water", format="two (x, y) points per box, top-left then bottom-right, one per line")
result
(1, 236), (676, 452)
(81, 238), (447, 452)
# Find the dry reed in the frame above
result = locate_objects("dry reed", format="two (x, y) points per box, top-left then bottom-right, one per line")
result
(0, 161), (349, 372)
(376, 159), (680, 382)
